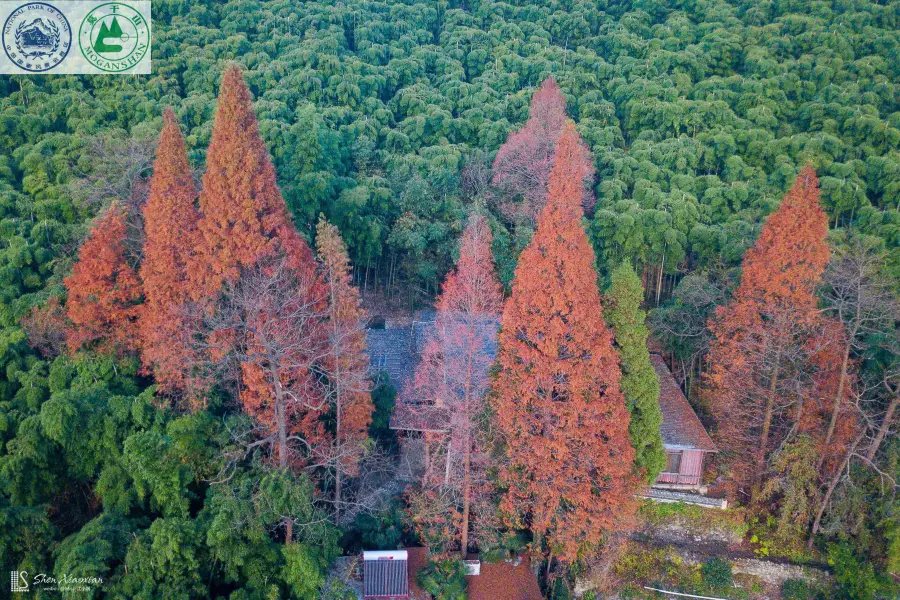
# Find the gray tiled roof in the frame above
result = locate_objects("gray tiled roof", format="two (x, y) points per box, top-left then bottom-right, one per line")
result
(366, 320), (716, 453)
(650, 354), (717, 452)
(366, 326), (418, 391)
(366, 315), (499, 395)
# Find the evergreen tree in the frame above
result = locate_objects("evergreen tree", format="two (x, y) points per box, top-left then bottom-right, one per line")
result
(492, 123), (636, 564)
(65, 204), (142, 356)
(139, 108), (198, 392)
(605, 261), (666, 483)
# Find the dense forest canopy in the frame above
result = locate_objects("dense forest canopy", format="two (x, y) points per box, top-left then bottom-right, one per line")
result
(2, 0), (900, 598)
(2, 0), (898, 305)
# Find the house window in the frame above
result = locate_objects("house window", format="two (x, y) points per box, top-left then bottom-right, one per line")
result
(374, 353), (388, 369)
(665, 452), (681, 474)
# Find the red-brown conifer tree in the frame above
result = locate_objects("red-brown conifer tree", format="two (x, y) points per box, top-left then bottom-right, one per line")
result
(190, 65), (315, 299)
(492, 123), (636, 564)
(405, 213), (504, 556)
(65, 203), (142, 355)
(139, 108), (198, 391)
(185, 68), (328, 545)
(316, 216), (373, 523)
(492, 78), (594, 224)
(705, 166), (831, 498)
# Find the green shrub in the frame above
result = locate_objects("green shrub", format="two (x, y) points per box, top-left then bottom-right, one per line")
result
(782, 578), (813, 600)
(417, 558), (467, 600)
(828, 543), (880, 600)
(340, 508), (406, 553)
(701, 557), (732, 589)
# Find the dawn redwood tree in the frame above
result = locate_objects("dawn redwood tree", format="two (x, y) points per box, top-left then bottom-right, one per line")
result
(139, 108), (199, 392)
(492, 78), (594, 226)
(492, 123), (636, 565)
(185, 66), (327, 543)
(315, 216), (373, 524)
(186, 65), (326, 460)
(605, 261), (666, 483)
(65, 203), (142, 356)
(190, 65), (315, 300)
(705, 166), (831, 499)
(405, 213), (503, 556)
(193, 255), (328, 544)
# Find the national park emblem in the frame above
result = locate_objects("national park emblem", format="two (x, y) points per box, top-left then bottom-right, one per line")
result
(2, 2), (71, 72)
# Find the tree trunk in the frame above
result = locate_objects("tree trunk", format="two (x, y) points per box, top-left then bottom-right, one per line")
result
(819, 315), (859, 471)
(332, 278), (344, 525)
(754, 349), (781, 500)
(866, 390), (900, 462)
(444, 436), (452, 485)
(424, 435), (432, 482)
(273, 372), (293, 545)
(531, 531), (543, 577)
(819, 340), (852, 470)
(334, 379), (343, 525)
(459, 433), (472, 558)
(458, 337), (476, 557)
(655, 253), (665, 307)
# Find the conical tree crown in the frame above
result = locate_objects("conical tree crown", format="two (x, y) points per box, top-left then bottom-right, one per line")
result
(65, 203), (142, 355)
(492, 78), (594, 223)
(437, 214), (503, 316)
(139, 109), (198, 388)
(141, 108), (197, 302)
(705, 166), (832, 492)
(734, 165), (829, 314)
(316, 216), (372, 457)
(192, 65), (314, 298)
(492, 122), (635, 562)
(605, 261), (666, 483)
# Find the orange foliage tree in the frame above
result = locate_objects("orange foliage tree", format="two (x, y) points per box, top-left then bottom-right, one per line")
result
(65, 203), (142, 356)
(491, 123), (636, 564)
(705, 167), (835, 499)
(188, 63), (325, 437)
(182, 67), (329, 545)
(139, 108), (199, 392)
(404, 213), (504, 556)
(190, 65), (316, 300)
(316, 216), (373, 523)
(492, 78), (594, 225)
(194, 255), (327, 544)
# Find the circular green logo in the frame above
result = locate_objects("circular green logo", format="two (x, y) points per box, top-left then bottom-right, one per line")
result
(78, 2), (148, 72)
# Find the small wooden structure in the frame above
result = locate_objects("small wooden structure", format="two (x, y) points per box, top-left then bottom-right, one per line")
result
(650, 354), (717, 490)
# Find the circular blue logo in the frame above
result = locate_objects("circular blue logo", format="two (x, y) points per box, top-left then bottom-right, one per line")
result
(3, 2), (71, 72)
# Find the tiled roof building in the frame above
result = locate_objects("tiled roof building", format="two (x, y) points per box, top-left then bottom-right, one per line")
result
(365, 315), (717, 492)
(651, 354), (716, 452)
